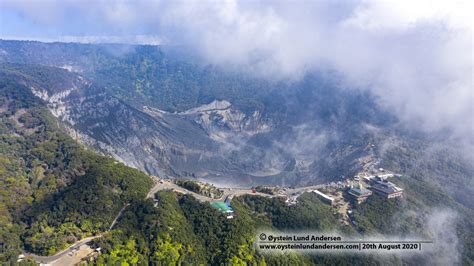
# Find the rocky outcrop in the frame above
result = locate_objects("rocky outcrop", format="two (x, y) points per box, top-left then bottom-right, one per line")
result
(27, 82), (371, 186)
(20, 69), (370, 187)
(178, 100), (271, 142)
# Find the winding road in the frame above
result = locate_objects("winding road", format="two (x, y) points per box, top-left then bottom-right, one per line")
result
(148, 177), (279, 203)
(24, 176), (323, 265)
(22, 204), (129, 265)
(23, 236), (101, 265)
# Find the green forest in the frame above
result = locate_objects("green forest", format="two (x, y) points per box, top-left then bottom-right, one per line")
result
(0, 73), (153, 261)
(92, 191), (406, 265)
(0, 59), (472, 265)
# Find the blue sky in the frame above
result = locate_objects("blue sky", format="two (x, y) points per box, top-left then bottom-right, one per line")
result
(0, 1), (159, 42)
(0, 0), (472, 143)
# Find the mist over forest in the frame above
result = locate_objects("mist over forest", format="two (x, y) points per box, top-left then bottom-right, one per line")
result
(0, 0), (472, 265)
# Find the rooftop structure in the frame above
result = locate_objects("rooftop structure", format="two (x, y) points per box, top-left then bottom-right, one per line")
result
(224, 196), (232, 206)
(347, 179), (372, 204)
(370, 178), (404, 199)
(210, 201), (234, 219)
(285, 194), (299, 206)
(312, 190), (335, 205)
(347, 187), (373, 204)
(359, 170), (397, 181)
(360, 173), (375, 181)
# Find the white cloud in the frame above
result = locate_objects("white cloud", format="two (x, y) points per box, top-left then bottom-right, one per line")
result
(1, 0), (473, 143)
(345, 0), (473, 31)
(0, 34), (163, 45)
(426, 209), (460, 265)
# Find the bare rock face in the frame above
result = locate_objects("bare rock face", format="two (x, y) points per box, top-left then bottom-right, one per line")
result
(24, 75), (373, 187)
(0, 40), (382, 187)
(178, 100), (272, 142)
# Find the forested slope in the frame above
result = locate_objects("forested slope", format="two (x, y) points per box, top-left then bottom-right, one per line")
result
(0, 41), (471, 265)
(0, 71), (153, 261)
(93, 191), (407, 265)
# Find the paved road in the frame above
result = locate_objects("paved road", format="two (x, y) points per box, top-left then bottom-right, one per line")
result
(23, 235), (101, 264)
(219, 188), (277, 200)
(25, 179), (167, 265)
(23, 203), (129, 265)
(147, 178), (216, 202)
(25, 177), (325, 264)
(149, 178), (279, 203)
(149, 176), (324, 203)
(285, 185), (325, 195)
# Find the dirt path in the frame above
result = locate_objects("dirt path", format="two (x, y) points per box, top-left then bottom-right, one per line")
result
(23, 203), (129, 265)
(24, 176), (325, 264)
(109, 204), (130, 230)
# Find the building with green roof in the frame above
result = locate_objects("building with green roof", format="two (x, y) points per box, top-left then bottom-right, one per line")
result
(347, 186), (372, 204)
(210, 201), (234, 219)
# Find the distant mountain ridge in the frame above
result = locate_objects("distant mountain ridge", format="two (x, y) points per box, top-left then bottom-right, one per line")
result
(0, 40), (389, 186)
(0, 40), (472, 265)
(0, 40), (471, 195)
